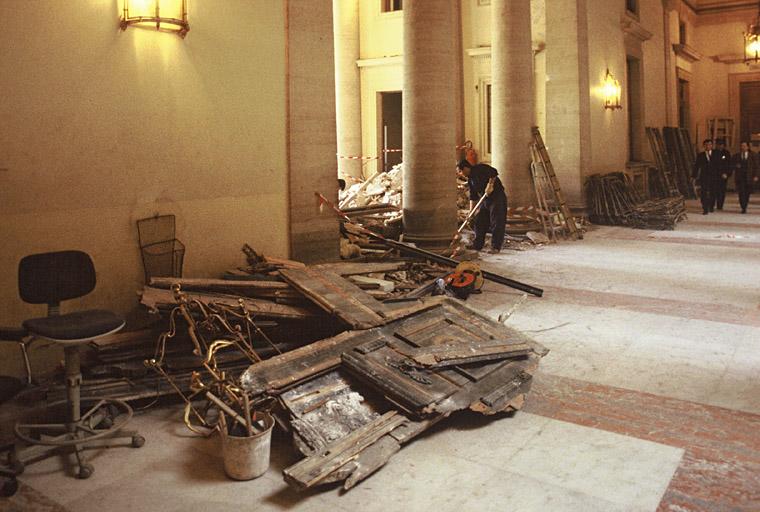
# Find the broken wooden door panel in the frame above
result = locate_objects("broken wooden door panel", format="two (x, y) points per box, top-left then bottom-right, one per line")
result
(341, 299), (546, 416)
(283, 411), (407, 490)
(240, 329), (384, 396)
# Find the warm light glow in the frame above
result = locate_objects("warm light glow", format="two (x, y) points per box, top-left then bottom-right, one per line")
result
(120, 0), (189, 37)
(746, 32), (760, 62)
(602, 69), (622, 110)
(744, 3), (760, 64)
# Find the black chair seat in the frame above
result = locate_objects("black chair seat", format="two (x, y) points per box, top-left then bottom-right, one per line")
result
(23, 310), (124, 341)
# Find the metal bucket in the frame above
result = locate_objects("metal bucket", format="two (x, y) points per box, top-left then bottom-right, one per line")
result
(220, 411), (274, 481)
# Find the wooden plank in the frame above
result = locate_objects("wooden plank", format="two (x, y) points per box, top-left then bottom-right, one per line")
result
(240, 329), (382, 396)
(139, 286), (318, 320)
(389, 341), (533, 368)
(342, 436), (400, 490)
(280, 268), (388, 329)
(313, 262), (408, 276)
(149, 277), (290, 291)
(283, 411), (407, 490)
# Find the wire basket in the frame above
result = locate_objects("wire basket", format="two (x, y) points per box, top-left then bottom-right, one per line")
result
(137, 215), (185, 282)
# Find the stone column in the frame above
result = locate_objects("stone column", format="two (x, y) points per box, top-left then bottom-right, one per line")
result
(402, 0), (458, 247)
(491, 0), (535, 207)
(545, 0), (592, 207)
(333, 0), (363, 181)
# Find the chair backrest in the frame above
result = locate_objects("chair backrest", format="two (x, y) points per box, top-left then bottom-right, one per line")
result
(18, 251), (96, 305)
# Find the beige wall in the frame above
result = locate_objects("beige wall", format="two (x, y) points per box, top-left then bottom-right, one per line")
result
(586, 0), (628, 174)
(0, 1), (291, 374)
(359, 1), (403, 59)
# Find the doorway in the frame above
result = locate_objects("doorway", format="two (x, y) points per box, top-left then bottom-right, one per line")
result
(379, 91), (402, 172)
(740, 81), (760, 146)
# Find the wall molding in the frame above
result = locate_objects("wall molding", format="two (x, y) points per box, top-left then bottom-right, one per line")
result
(673, 43), (702, 62)
(356, 55), (403, 68)
(621, 13), (654, 42)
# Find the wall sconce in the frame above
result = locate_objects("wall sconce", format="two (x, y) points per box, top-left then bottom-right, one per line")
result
(744, 1), (760, 64)
(602, 69), (622, 110)
(120, 0), (189, 38)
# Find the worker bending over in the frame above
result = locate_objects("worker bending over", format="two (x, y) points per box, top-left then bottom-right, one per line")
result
(457, 148), (507, 254)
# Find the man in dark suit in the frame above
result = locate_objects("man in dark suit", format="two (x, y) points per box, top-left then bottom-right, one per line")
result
(693, 139), (720, 215)
(457, 148), (507, 253)
(714, 138), (732, 210)
(732, 141), (759, 214)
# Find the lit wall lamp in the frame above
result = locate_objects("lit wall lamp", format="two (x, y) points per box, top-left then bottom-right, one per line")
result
(744, 1), (760, 64)
(602, 69), (622, 110)
(120, 0), (189, 38)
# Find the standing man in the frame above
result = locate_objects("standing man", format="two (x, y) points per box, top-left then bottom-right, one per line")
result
(732, 141), (759, 214)
(714, 138), (732, 210)
(457, 148), (507, 254)
(693, 139), (720, 215)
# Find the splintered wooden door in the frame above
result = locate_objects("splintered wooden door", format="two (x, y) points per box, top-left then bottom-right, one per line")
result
(341, 299), (544, 416)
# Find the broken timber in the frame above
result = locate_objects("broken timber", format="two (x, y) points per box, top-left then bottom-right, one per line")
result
(388, 340), (533, 368)
(283, 411), (407, 490)
(349, 226), (544, 297)
(278, 267), (437, 329)
(316, 192), (543, 297)
(240, 297), (547, 491)
(139, 286), (318, 321)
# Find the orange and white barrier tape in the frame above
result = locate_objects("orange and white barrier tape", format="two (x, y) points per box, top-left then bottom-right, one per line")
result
(337, 141), (472, 161)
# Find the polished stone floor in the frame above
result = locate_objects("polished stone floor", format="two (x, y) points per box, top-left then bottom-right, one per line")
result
(3, 196), (759, 512)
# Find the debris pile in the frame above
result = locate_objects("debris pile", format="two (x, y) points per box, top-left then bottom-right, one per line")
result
(240, 297), (547, 491)
(340, 164), (403, 211)
(125, 232), (545, 489)
(586, 172), (687, 230)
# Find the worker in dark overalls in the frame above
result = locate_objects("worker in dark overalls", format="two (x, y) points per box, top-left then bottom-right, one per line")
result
(457, 148), (507, 254)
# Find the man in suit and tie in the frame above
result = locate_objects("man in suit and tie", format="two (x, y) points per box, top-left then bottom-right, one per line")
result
(714, 138), (732, 210)
(693, 139), (720, 215)
(732, 141), (759, 214)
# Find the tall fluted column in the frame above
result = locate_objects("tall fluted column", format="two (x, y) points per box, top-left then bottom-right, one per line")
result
(333, 0), (363, 181)
(491, 0), (535, 207)
(402, 0), (458, 246)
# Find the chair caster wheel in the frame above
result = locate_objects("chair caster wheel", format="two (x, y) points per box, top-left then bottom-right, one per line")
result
(78, 463), (94, 479)
(131, 435), (145, 448)
(0, 477), (18, 497)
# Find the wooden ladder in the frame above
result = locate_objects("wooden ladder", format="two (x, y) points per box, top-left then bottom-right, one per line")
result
(530, 127), (582, 240)
(646, 127), (680, 197)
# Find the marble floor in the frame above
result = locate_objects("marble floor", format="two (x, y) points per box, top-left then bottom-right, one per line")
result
(3, 196), (759, 512)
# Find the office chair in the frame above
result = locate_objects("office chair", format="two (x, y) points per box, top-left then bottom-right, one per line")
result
(9, 250), (144, 479)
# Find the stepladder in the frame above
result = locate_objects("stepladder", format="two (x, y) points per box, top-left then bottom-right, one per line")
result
(530, 127), (583, 240)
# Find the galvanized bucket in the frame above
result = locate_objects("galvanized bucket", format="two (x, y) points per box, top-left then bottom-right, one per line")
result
(220, 411), (274, 481)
